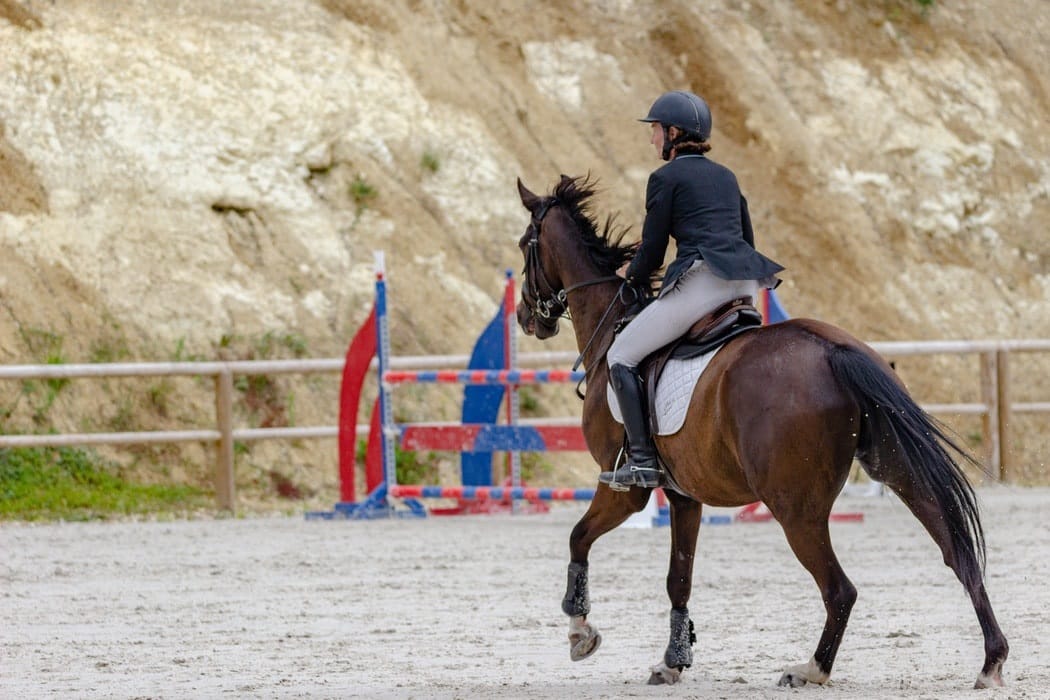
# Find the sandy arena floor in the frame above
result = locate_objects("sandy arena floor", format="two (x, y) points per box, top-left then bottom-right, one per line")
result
(2, 485), (1048, 699)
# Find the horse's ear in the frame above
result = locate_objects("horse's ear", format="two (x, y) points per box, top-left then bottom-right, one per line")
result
(559, 173), (573, 186)
(517, 177), (540, 212)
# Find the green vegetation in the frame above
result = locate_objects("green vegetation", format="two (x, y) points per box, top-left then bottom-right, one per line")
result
(259, 331), (308, 358)
(518, 387), (541, 415)
(881, 0), (935, 22)
(147, 379), (175, 417)
(89, 341), (127, 364)
(4, 328), (70, 425)
(350, 175), (377, 215)
(519, 452), (554, 482)
(0, 446), (207, 521)
(108, 394), (136, 432)
(89, 324), (131, 363)
(217, 330), (307, 359)
(356, 438), (439, 485)
(19, 327), (65, 366)
(216, 331), (309, 432)
(421, 150), (440, 174)
(170, 337), (204, 363)
(911, 0), (934, 18)
(393, 444), (440, 485)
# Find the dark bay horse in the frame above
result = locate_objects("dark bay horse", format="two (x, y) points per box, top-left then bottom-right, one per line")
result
(514, 175), (1008, 688)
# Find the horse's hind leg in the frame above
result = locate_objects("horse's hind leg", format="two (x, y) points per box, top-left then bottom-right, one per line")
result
(878, 478), (1008, 688)
(647, 491), (702, 686)
(775, 517), (857, 688)
(563, 485), (651, 661)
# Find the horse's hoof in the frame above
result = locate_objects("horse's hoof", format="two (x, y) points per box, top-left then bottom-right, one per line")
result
(569, 631), (601, 661)
(974, 669), (1005, 689)
(778, 658), (828, 688)
(647, 661), (682, 685)
(777, 671), (807, 688)
(568, 618), (602, 661)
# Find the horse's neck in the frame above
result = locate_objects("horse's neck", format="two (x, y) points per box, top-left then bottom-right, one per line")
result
(569, 282), (622, 377)
(571, 285), (623, 467)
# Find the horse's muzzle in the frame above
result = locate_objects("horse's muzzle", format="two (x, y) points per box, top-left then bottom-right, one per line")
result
(516, 302), (558, 339)
(516, 302), (536, 336)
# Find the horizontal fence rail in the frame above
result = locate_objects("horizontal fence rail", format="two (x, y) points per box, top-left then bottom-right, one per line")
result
(2, 340), (1048, 509)
(389, 485), (595, 501)
(383, 369), (587, 386)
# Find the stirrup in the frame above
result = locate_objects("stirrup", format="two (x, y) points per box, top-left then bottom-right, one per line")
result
(599, 464), (663, 492)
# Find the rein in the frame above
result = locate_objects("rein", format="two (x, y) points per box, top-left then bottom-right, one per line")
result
(569, 282), (641, 399)
(572, 283), (636, 371)
(522, 197), (628, 398)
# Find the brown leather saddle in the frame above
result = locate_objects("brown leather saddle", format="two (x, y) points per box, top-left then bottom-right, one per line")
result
(639, 296), (763, 422)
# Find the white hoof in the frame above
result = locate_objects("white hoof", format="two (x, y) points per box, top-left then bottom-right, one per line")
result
(568, 616), (602, 661)
(777, 657), (829, 688)
(974, 669), (1005, 689)
(647, 660), (683, 685)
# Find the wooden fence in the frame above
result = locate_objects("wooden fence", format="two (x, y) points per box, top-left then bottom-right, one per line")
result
(1, 341), (1047, 510)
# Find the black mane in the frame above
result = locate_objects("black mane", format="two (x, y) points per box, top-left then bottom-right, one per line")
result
(548, 175), (655, 294)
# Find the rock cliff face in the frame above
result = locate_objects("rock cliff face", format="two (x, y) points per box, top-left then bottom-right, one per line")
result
(1, 0), (1047, 494)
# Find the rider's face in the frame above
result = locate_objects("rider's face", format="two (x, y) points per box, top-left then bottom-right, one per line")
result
(650, 122), (664, 157)
(650, 123), (679, 158)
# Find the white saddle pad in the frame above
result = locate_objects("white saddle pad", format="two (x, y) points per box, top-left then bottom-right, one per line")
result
(607, 346), (723, 436)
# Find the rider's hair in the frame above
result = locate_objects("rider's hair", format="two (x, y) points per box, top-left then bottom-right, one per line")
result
(672, 136), (711, 156)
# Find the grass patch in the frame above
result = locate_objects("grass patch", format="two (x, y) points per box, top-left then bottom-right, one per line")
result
(421, 150), (441, 174)
(0, 446), (208, 521)
(350, 176), (377, 215)
(520, 452), (554, 482)
(356, 438), (439, 485)
(518, 387), (542, 415)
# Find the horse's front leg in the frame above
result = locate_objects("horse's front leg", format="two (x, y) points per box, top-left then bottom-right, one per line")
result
(563, 484), (651, 661)
(648, 492), (702, 685)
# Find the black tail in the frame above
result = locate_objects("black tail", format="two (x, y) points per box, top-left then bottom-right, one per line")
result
(827, 344), (986, 578)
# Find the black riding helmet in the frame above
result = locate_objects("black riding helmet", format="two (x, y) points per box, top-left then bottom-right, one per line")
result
(639, 90), (712, 160)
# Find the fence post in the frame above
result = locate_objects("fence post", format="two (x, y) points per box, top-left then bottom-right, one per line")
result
(215, 368), (236, 510)
(374, 252), (397, 493)
(996, 349), (1012, 482)
(979, 351), (1000, 478)
(504, 270), (522, 515)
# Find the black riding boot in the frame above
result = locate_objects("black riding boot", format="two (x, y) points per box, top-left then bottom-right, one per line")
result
(599, 364), (663, 491)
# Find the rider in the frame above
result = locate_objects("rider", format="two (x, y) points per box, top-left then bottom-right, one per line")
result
(598, 90), (784, 491)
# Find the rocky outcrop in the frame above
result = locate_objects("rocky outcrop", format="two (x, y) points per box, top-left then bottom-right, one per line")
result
(1, 0), (1047, 490)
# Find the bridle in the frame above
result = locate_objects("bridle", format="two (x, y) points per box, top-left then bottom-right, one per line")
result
(521, 199), (571, 322)
(521, 198), (620, 324)
(520, 198), (633, 394)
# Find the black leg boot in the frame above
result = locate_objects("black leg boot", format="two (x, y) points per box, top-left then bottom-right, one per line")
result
(598, 364), (663, 491)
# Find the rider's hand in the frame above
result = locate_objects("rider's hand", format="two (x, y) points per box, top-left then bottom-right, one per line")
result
(616, 262), (630, 279)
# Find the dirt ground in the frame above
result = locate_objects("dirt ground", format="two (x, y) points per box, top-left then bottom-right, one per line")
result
(2, 485), (1048, 699)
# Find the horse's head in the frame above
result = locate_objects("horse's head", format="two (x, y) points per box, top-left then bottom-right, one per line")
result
(515, 175), (644, 341)
(515, 176), (573, 339)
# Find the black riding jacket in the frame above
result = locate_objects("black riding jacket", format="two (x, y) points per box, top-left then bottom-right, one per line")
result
(624, 154), (784, 289)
